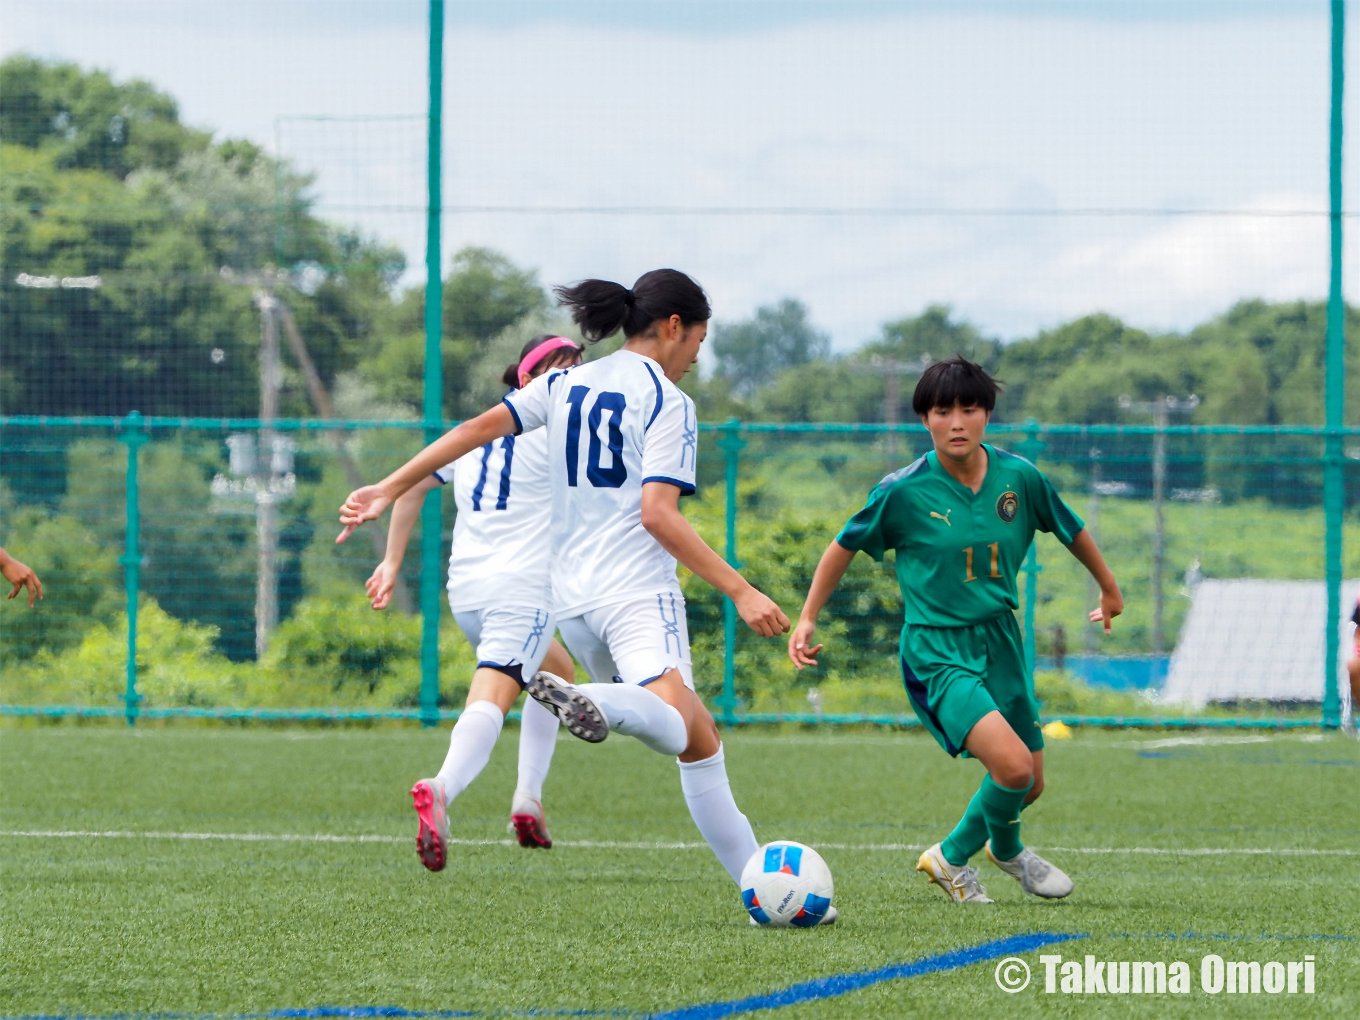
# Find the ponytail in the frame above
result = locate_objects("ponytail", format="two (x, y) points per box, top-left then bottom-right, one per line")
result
(554, 269), (710, 343)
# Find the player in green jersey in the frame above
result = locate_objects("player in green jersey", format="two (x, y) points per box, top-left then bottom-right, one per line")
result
(789, 356), (1123, 903)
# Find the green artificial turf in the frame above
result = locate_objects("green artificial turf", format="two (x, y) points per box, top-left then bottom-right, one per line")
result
(1, 725), (1356, 1018)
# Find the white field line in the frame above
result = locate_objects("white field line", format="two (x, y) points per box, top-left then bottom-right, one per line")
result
(1121, 735), (1274, 749)
(2, 830), (1358, 856)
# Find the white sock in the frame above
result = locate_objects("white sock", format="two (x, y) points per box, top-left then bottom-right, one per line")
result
(575, 682), (688, 756)
(514, 695), (559, 803)
(678, 744), (759, 884)
(435, 700), (504, 805)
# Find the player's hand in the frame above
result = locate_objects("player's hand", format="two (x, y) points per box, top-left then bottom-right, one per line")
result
(337, 484), (392, 544)
(365, 561), (400, 610)
(788, 618), (824, 670)
(735, 586), (790, 638)
(1088, 585), (1124, 634)
(1, 553), (42, 607)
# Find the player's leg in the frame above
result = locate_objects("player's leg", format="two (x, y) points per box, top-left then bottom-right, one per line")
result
(533, 595), (763, 894)
(900, 625), (1006, 902)
(411, 608), (525, 872)
(1025, 750), (1045, 806)
(1345, 654), (1359, 736)
(540, 608), (688, 753)
(511, 636), (573, 848)
(977, 614), (1071, 897)
(961, 710), (1035, 860)
(613, 597), (761, 890)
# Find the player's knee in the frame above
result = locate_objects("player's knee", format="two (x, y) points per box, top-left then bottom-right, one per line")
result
(1024, 777), (1044, 803)
(993, 755), (1034, 790)
(679, 706), (721, 762)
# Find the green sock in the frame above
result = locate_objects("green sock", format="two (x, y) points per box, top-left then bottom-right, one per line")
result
(941, 784), (990, 866)
(981, 775), (1034, 861)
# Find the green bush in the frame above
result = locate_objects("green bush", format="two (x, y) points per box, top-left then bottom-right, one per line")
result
(1, 597), (244, 707)
(0, 507), (122, 663)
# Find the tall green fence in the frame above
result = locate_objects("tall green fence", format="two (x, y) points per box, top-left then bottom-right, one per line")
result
(1, 1), (1351, 730)
(0, 414), (1350, 728)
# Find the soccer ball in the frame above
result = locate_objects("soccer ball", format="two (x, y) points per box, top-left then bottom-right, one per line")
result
(740, 841), (834, 928)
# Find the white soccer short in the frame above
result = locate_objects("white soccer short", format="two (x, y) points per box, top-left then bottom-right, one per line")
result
(557, 591), (694, 690)
(451, 603), (556, 685)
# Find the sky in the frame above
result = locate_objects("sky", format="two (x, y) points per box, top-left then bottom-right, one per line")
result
(3, 0), (1357, 348)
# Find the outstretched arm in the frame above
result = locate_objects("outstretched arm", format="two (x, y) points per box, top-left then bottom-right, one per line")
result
(640, 481), (789, 638)
(338, 403), (516, 543)
(0, 547), (43, 607)
(788, 540), (855, 669)
(366, 473), (441, 609)
(1066, 529), (1123, 633)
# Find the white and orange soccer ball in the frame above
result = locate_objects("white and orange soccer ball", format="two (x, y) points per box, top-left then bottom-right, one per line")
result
(740, 841), (834, 927)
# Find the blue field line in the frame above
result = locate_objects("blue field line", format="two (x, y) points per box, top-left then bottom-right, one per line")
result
(1, 935), (1083, 1020)
(646, 932), (1084, 1020)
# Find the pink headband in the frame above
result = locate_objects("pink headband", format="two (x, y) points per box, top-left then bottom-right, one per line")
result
(518, 336), (581, 382)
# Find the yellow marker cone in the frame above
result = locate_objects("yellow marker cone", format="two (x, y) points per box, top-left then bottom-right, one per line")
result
(1041, 720), (1073, 740)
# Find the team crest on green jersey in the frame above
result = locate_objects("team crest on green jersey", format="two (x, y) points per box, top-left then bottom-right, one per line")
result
(996, 490), (1019, 523)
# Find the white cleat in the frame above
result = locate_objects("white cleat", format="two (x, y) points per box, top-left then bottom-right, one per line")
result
(916, 842), (994, 903)
(524, 671), (608, 743)
(508, 793), (553, 849)
(750, 906), (839, 926)
(985, 842), (1074, 899)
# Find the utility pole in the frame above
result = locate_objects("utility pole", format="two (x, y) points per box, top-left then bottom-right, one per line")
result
(254, 279), (282, 658)
(862, 354), (931, 458)
(1120, 393), (1199, 654)
(276, 302), (413, 613)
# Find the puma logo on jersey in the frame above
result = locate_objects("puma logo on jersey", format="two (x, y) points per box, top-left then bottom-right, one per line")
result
(930, 509), (952, 526)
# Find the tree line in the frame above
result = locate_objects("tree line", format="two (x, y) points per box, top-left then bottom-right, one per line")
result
(4, 56), (1359, 429)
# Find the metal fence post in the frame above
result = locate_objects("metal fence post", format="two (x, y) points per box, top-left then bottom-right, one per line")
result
(1015, 420), (1047, 675)
(717, 418), (746, 726)
(419, 0), (445, 728)
(117, 411), (147, 726)
(1323, 0), (1346, 729)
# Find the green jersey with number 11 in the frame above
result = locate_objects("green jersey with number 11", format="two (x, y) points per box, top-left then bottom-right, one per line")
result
(836, 444), (1085, 628)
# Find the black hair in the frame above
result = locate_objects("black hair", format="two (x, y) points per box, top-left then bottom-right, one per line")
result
(910, 355), (1001, 415)
(500, 333), (585, 388)
(553, 269), (711, 343)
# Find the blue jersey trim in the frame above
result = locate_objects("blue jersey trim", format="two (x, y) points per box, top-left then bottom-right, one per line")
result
(876, 454), (929, 492)
(501, 396), (524, 434)
(477, 660), (526, 687)
(642, 361), (664, 431)
(642, 474), (696, 495)
(901, 655), (961, 757)
(432, 470), (449, 486)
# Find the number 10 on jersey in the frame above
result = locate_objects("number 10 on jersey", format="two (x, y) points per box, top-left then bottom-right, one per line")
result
(565, 386), (628, 488)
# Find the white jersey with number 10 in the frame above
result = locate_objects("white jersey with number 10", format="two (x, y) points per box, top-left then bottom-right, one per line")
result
(502, 349), (697, 618)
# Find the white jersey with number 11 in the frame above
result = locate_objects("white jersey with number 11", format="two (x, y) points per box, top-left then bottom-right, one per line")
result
(502, 349), (697, 618)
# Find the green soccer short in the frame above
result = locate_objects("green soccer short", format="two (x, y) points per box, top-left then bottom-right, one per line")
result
(899, 611), (1044, 758)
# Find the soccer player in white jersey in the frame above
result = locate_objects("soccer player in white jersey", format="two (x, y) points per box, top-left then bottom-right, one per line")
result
(360, 335), (584, 870)
(339, 270), (833, 922)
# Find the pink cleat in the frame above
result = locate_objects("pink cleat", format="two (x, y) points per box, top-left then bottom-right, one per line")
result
(411, 778), (450, 872)
(509, 793), (553, 849)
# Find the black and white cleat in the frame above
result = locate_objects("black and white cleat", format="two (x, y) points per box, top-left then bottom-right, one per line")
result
(525, 670), (609, 743)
